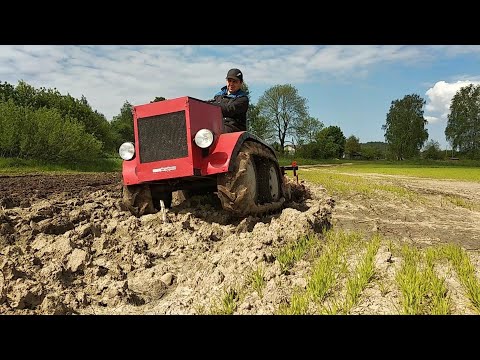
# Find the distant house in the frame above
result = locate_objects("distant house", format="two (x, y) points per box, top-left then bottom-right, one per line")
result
(284, 145), (296, 155)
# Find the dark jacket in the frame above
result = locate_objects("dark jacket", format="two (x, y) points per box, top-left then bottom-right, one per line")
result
(209, 86), (249, 131)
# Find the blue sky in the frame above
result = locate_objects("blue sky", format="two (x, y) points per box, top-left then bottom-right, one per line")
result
(1, 45), (479, 149)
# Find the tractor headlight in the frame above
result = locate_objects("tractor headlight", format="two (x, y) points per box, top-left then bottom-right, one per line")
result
(119, 142), (135, 160)
(194, 129), (214, 148)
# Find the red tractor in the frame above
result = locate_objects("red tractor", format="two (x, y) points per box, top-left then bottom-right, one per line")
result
(119, 96), (296, 217)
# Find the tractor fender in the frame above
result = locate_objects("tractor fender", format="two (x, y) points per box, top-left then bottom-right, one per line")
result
(122, 157), (139, 185)
(202, 131), (277, 175)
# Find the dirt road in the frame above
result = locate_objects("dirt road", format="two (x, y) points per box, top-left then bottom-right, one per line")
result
(0, 171), (479, 314)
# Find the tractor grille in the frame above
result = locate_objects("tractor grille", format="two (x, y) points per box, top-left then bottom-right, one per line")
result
(137, 110), (188, 163)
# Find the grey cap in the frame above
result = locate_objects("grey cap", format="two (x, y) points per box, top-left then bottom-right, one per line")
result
(226, 68), (243, 82)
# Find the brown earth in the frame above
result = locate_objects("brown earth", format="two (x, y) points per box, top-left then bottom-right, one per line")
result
(0, 172), (333, 314)
(1, 170), (479, 314)
(327, 171), (480, 251)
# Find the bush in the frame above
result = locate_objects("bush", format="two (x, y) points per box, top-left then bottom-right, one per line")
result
(0, 101), (102, 163)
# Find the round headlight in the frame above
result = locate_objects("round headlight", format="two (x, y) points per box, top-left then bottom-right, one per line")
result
(194, 129), (214, 148)
(119, 142), (135, 160)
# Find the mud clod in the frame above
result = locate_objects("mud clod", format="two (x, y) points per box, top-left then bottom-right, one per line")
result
(0, 172), (333, 314)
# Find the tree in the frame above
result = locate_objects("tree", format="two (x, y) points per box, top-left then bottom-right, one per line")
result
(0, 81), (15, 102)
(361, 142), (387, 160)
(382, 94), (428, 160)
(12, 80), (37, 107)
(247, 103), (274, 142)
(110, 101), (134, 148)
(0, 99), (102, 162)
(360, 143), (385, 160)
(316, 126), (346, 159)
(0, 80), (116, 154)
(242, 82), (250, 99)
(345, 135), (361, 159)
(151, 96), (166, 103)
(360, 146), (376, 160)
(445, 84), (480, 159)
(294, 116), (323, 146)
(257, 84), (308, 151)
(422, 139), (444, 160)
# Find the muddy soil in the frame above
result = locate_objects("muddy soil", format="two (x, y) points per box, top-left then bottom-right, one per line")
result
(1, 170), (479, 315)
(0, 172), (333, 314)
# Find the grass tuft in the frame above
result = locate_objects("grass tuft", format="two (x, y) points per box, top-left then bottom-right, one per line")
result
(440, 244), (480, 312)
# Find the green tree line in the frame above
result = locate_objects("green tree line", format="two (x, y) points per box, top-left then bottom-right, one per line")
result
(1, 78), (478, 165)
(0, 80), (119, 162)
(248, 83), (480, 161)
(380, 84), (480, 160)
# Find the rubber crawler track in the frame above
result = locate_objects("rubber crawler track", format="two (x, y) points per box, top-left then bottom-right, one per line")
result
(217, 140), (287, 217)
(122, 184), (156, 217)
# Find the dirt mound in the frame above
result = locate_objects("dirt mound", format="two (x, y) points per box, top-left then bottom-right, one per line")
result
(0, 173), (334, 314)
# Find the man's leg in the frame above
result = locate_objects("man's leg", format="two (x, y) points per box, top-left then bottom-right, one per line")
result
(223, 118), (246, 133)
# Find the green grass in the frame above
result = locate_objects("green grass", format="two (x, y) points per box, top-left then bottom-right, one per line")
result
(276, 230), (361, 315)
(307, 234), (347, 304)
(276, 232), (480, 315)
(442, 195), (479, 211)
(301, 170), (420, 201)
(280, 158), (480, 168)
(210, 287), (240, 315)
(4, 156), (478, 181)
(277, 290), (310, 315)
(247, 265), (266, 298)
(279, 158), (480, 182)
(221, 228), (478, 315)
(425, 248), (451, 315)
(324, 163), (480, 182)
(275, 234), (318, 274)
(356, 159), (480, 168)
(395, 245), (450, 315)
(342, 235), (381, 314)
(0, 157), (122, 174)
(440, 244), (480, 312)
(277, 156), (344, 167)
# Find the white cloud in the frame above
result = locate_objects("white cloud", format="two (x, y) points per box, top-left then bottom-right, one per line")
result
(424, 115), (440, 124)
(1, 45), (480, 120)
(430, 45), (480, 56)
(306, 45), (427, 74)
(425, 80), (480, 122)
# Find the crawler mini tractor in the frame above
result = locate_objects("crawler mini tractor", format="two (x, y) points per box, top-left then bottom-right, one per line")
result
(119, 96), (297, 217)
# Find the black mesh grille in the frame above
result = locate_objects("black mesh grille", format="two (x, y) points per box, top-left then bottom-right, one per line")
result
(137, 110), (188, 163)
